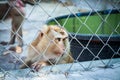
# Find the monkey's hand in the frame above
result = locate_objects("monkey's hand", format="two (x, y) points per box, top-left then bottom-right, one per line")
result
(31, 61), (49, 72)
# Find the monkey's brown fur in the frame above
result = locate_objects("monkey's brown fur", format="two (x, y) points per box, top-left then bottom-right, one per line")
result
(20, 25), (73, 71)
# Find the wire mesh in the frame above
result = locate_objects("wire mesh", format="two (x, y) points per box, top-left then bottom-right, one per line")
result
(0, 0), (120, 80)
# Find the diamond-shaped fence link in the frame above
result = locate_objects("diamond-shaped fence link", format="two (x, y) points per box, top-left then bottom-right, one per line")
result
(0, 0), (120, 80)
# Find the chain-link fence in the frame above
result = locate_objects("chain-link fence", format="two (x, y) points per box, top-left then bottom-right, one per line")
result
(0, 0), (120, 80)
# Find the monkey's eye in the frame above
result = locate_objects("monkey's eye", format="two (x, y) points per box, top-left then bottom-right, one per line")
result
(55, 38), (61, 42)
(63, 37), (68, 41)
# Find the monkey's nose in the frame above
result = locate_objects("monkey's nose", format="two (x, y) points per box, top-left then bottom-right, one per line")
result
(62, 48), (65, 51)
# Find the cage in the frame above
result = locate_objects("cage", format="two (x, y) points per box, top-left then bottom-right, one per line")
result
(0, 0), (120, 80)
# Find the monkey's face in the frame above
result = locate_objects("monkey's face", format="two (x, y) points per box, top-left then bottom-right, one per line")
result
(38, 25), (69, 59)
(49, 34), (68, 57)
(47, 26), (69, 58)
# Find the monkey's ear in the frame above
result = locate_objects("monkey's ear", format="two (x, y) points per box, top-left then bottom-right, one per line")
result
(41, 25), (50, 34)
(38, 32), (44, 41)
(37, 25), (48, 41)
(31, 32), (43, 46)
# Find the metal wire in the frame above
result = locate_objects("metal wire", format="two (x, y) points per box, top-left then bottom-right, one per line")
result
(0, 0), (120, 79)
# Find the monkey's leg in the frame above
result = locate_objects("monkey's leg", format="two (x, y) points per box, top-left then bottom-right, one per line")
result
(9, 25), (16, 45)
(16, 25), (23, 47)
(11, 15), (24, 47)
(10, 4), (25, 46)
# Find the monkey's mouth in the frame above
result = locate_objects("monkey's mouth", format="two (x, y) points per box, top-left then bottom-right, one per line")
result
(56, 53), (61, 56)
(56, 52), (65, 56)
(54, 52), (63, 56)
(53, 50), (64, 56)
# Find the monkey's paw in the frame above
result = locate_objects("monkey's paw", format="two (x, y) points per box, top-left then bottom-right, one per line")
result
(31, 61), (48, 72)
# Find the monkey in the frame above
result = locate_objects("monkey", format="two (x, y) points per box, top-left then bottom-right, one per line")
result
(10, 0), (25, 47)
(0, 0), (36, 53)
(0, 0), (25, 47)
(20, 25), (74, 71)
